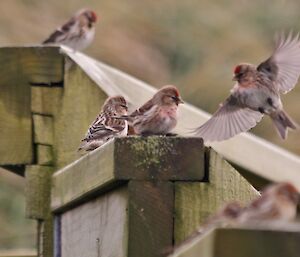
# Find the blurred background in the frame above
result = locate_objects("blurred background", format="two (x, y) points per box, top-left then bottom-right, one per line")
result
(0, 0), (300, 251)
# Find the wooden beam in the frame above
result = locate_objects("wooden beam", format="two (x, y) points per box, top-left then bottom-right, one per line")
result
(128, 181), (174, 257)
(51, 137), (204, 212)
(114, 137), (204, 180)
(32, 114), (54, 145)
(174, 149), (259, 243)
(62, 48), (300, 190)
(170, 224), (300, 257)
(36, 145), (53, 166)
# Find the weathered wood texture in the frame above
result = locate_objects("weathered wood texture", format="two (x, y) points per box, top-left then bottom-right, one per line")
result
(0, 49), (32, 165)
(174, 149), (259, 243)
(128, 181), (174, 257)
(115, 137), (204, 180)
(51, 137), (204, 212)
(33, 114), (54, 145)
(36, 145), (53, 166)
(25, 165), (53, 219)
(31, 86), (63, 115)
(170, 225), (300, 257)
(60, 186), (128, 257)
(53, 58), (108, 168)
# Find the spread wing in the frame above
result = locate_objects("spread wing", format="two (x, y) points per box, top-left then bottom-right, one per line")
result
(43, 17), (78, 44)
(194, 96), (263, 142)
(257, 32), (300, 94)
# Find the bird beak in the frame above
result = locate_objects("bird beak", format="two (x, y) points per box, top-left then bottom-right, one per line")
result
(177, 97), (184, 104)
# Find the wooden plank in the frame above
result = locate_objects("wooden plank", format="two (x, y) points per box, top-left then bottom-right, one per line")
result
(115, 137), (204, 180)
(51, 137), (204, 212)
(25, 165), (53, 219)
(53, 58), (108, 168)
(0, 48), (32, 165)
(174, 149), (259, 243)
(37, 145), (53, 166)
(31, 86), (63, 115)
(60, 186), (128, 257)
(128, 181), (173, 257)
(62, 48), (300, 190)
(51, 141), (117, 212)
(32, 114), (54, 145)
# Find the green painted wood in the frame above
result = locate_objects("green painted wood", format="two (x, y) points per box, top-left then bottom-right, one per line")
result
(128, 181), (173, 257)
(53, 58), (108, 169)
(37, 145), (53, 166)
(0, 48), (32, 165)
(115, 137), (204, 181)
(174, 149), (260, 243)
(33, 114), (54, 145)
(51, 137), (204, 212)
(25, 165), (53, 219)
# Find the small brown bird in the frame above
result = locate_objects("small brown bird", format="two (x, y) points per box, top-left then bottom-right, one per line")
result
(194, 32), (300, 142)
(238, 182), (299, 222)
(118, 85), (184, 135)
(43, 9), (97, 51)
(78, 96), (128, 151)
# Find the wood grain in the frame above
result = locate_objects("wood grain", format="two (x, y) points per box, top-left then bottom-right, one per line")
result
(33, 114), (54, 145)
(60, 186), (128, 257)
(128, 181), (174, 257)
(174, 149), (259, 243)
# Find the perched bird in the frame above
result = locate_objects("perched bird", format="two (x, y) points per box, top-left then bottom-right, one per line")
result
(194, 32), (300, 141)
(117, 85), (184, 135)
(78, 96), (128, 151)
(238, 182), (299, 223)
(43, 9), (97, 51)
(167, 182), (299, 256)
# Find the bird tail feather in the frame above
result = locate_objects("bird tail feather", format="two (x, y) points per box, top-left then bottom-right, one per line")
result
(270, 110), (298, 139)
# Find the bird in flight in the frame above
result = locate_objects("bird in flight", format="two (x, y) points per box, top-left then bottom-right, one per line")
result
(194, 32), (300, 142)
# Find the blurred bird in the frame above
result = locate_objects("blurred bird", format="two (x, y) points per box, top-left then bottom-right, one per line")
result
(116, 85), (184, 135)
(78, 96), (128, 151)
(238, 182), (299, 223)
(43, 9), (97, 51)
(194, 32), (300, 141)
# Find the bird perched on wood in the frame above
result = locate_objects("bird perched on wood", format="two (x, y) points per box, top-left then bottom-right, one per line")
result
(194, 32), (300, 142)
(116, 85), (184, 136)
(238, 182), (299, 223)
(167, 182), (299, 256)
(43, 9), (97, 51)
(78, 96), (128, 152)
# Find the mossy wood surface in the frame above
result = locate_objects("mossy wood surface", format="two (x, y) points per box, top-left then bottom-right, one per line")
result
(60, 186), (128, 257)
(115, 137), (204, 181)
(33, 114), (54, 145)
(37, 145), (53, 166)
(128, 181), (173, 257)
(170, 225), (300, 257)
(25, 165), (53, 219)
(51, 137), (205, 212)
(174, 149), (260, 243)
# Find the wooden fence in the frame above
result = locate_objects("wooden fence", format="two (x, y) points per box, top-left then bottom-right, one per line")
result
(0, 46), (299, 256)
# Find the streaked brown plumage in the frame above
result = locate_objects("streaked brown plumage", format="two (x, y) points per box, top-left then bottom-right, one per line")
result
(195, 32), (300, 142)
(118, 85), (184, 135)
(78, 96), (128, 151)
(43, 9), (97, 51)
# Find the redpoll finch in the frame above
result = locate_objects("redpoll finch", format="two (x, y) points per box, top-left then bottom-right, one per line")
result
(43, 9), (97, 51)
(117, 85), (184, 135)
(238, 182), (299, 223)
(194, 32), (300, 141)
(78, 96), (128, 151)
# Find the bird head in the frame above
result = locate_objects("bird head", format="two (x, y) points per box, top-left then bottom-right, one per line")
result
(103, 96), (128, 115)
(77, 9), (98, 28)
(154, 85), (184, 106)
(233, 63), (255, 82)
(275, 182), (300, 205)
